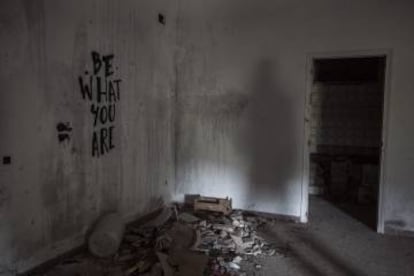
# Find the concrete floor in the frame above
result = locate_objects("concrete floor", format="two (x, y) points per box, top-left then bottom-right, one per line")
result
(35, 196), (414, 276)
(257, 196), (414, 276)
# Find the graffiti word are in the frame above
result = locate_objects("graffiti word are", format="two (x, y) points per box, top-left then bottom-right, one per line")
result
(79, 51), (122, 157)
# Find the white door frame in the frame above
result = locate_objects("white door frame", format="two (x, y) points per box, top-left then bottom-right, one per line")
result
(301, 49), (392, 233)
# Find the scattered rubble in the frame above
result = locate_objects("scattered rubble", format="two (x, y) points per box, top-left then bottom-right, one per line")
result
(144, 207), (173, 228)
(178, 212), (200, 223)
(189, 209), (279, 275)
(41, 197), (289, 276)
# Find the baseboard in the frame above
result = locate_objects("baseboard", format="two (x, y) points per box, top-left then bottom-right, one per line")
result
(384, 226), (414, 238)
(20, 207), (164, 275)
(242, 209), (301, 223)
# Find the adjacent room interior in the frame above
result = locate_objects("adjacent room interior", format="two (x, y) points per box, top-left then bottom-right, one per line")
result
(1, 1), (414, 275)
(308, 56), (385, 230)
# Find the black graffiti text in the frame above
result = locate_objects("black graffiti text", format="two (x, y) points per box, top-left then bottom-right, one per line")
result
(79, 51), (121, 158)
(92, 126), (115, 157)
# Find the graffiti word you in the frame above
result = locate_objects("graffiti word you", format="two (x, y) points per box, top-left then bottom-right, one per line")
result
(79, 51), (121, 157)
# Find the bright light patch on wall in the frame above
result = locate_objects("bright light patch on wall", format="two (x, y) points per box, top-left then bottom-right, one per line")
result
(174, 160), (249, 207)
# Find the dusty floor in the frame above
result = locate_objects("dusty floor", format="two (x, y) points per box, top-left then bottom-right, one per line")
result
(36, 196), (414, 276)
(258, 196), (414, 276)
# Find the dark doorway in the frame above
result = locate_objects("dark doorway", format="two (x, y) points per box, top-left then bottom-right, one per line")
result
(308, 56), (386, 230)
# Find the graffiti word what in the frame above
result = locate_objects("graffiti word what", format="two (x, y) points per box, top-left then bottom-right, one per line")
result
(79, 51), (122, 157)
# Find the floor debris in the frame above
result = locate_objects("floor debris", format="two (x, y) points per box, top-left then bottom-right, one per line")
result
(144, 207), (173, 228)
(39, 200), (287, 276)
(178, 212), (200, 223)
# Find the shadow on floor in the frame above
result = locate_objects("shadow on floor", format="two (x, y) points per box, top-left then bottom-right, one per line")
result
(324, 196), (377, 230)
(261, 221), (367, 276)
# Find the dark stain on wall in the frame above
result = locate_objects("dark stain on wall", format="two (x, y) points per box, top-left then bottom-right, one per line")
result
(3, 156), (11, 164)
(56, 122), (72, 143)
(158, 13), (166, 25)
(246, 59), (297, 206)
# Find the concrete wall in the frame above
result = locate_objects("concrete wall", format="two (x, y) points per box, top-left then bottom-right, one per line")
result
(0, 0), (177, 273)
(173, 0), (414, 232)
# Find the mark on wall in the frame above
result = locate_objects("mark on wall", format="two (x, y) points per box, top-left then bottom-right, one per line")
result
(158, 13), (166, 25)
(2, 156), (11, 165)
(56, 122), (72, 143)
(78, 51), (121, 157)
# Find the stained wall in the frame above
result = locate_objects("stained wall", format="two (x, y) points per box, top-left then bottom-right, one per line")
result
(0, 0), (177, 272)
